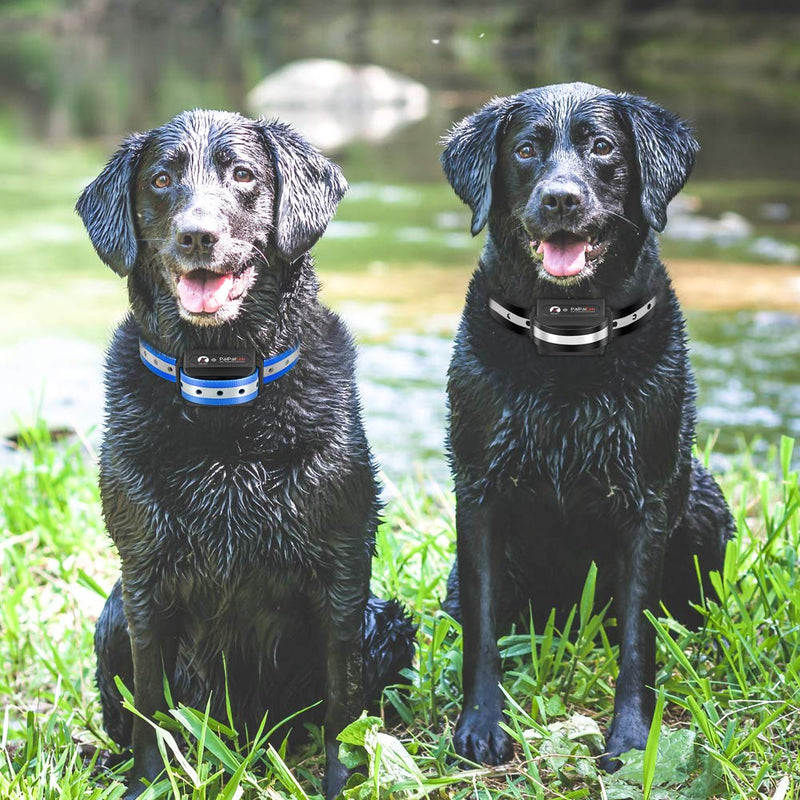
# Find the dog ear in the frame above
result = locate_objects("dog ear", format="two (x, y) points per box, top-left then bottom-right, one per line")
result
(257, 121), (348, 262)
(75, 134), (146, 276)
(441, 97), (511, 236)
(616, 94), (699, 232)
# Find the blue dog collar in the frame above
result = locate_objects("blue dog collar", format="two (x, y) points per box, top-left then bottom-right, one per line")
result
(489, 295), (656, 355)
(139, 339), (300, 406)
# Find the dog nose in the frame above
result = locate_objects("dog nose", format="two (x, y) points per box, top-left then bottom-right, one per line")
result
(539, 182), (583, 217)
(175, 206), (221, 255)
(175, 223), (220, 255)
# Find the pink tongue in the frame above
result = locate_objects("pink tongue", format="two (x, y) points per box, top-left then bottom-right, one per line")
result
(177, 271), (234, 313)
(539, 239), (588, 277)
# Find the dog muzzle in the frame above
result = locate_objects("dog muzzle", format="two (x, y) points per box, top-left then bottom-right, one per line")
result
(139, 339), (300, 406)
(488, 296), (656, 355)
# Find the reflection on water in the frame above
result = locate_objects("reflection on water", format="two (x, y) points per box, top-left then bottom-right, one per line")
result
(357, 332), (452, 483)
(352, 311), (800, 484)
(3, 1), (800, 191)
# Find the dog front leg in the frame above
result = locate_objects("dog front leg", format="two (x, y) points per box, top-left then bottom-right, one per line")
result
(322, 579), (367, 800)
(122, 579), (178, 799)
(453, 497), (513, 765)
(602, 506), (667, 770)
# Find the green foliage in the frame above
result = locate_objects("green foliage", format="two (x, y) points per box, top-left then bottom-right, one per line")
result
(338, 715), (425, 798)
(1, 433), (798, 798)
(602, 727), (718, 799)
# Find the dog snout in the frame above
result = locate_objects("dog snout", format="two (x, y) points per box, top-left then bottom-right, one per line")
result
(175, 208), (222, 256)
(538, 180), (584, 219)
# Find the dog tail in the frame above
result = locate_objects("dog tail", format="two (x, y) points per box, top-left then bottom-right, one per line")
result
(362, 594), (416, 702)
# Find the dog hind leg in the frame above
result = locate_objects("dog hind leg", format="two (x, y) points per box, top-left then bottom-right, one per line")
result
(94, 579), (134, 747)
(661, 458), (734, 628)
(442, 559), (462, 621)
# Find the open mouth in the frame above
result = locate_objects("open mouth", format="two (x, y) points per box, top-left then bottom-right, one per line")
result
(530, 231), (608, 278)
(175, 264), (255, 314)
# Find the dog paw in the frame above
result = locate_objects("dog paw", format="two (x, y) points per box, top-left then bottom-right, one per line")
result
(454, 708), (513, 765)
(600, 724), (649, 772)
(598, 750), (624, 773)
(323, 756), (353, 800)
(123, 780), (148, 800)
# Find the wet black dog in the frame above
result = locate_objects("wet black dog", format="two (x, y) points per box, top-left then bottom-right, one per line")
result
(440, 83), (733, 769)
(76, 110), (415, 799)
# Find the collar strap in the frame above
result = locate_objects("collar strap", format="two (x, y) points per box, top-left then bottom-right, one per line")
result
(488, 295), (656, 356)
(139, 339), (300, 406)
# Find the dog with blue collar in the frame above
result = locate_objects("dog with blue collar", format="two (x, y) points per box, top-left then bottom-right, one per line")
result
(76, 110), (415, 800)
(138, 337), (300, 406)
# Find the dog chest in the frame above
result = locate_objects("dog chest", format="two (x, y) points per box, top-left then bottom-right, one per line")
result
(450, 321), (688, 507)
(497, 393), (639, 498)
(101, 448), (330, 580)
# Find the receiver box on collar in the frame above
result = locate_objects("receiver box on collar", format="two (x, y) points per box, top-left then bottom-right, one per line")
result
(183, 350), (257, 380)
(533, 299), (609, 356)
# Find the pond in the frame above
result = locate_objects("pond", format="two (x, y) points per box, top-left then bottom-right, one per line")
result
(352, 306), (800, 485)
(0, 1), (798, 476)
(329, 246), (800, 482)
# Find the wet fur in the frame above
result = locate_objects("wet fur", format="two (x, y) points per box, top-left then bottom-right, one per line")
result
(77, 110), (415, 799)
(440, 84), (733, 768)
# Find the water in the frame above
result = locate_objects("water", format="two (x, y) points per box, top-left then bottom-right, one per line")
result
(9, 309), (793, 481)
(351, 310), (800, 485)
(357, 331), (453, 484)
(689, 311), (800, 466)
(0, 2), (798, 475)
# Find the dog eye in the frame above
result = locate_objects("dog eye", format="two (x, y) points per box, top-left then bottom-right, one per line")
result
(592, 138), (613, 156)
(233, 168), (254, 183)
(515, 143), (536, 160)
(152, 172), (171, 189)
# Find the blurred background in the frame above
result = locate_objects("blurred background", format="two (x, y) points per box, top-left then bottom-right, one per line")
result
(1, 0), (799, 480)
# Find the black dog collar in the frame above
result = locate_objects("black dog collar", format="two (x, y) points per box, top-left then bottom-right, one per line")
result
(489, 295), (656, 355)
(139, 339), (300, 406)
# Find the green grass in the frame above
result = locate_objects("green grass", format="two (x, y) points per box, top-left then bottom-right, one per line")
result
(1, 427), (798, 799)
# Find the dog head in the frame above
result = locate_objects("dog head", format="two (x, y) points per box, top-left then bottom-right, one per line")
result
(441, 82), (698, 285)
(76, 110), (347, 326)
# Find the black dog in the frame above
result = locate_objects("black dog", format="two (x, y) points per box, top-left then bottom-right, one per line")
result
(440, 83), (733, 768)
(76, 110), (415, 799)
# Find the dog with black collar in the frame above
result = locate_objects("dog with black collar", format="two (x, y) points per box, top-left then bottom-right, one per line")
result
(77, 110), (415, 799)
(440, 83), (734, 769)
